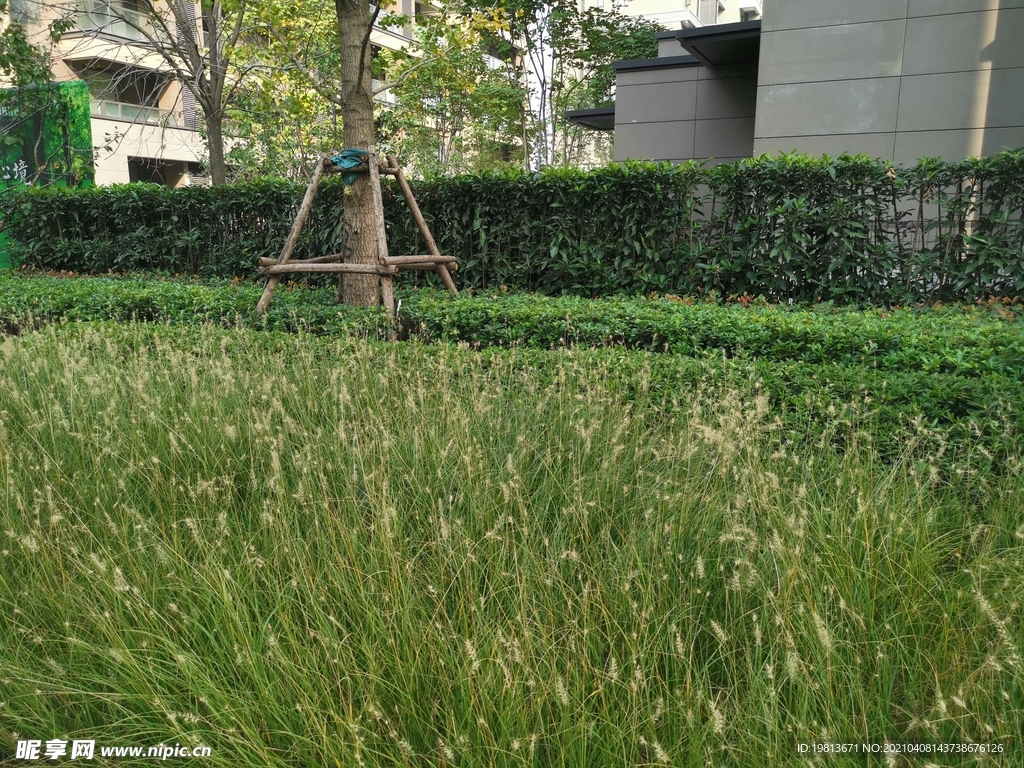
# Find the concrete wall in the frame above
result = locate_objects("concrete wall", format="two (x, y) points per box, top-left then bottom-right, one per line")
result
(91, 119), (202, 186)
(614, 58), (757, 164)
(754, 0), (1024, 163)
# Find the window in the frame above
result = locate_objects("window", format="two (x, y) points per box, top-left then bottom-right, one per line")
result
(77, 0), (155, 42)
(697, 0), (717, 25)
(9, 0), (39, 25)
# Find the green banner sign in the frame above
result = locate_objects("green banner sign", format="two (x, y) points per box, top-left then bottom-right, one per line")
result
(1, 80), (95, 268)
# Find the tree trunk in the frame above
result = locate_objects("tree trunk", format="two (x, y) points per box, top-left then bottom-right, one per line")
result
(205, 110), (228, 185)
(335, 0), (380, 307)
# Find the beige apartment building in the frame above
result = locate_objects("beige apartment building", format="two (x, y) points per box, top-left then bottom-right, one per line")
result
(596, 0), (762, 30)
(2, 0), (208, 187)
(2, 0), (417, 187)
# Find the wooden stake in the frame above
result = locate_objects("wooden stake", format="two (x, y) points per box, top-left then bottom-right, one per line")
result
(368, 149), (397, 340)
(386, 154), (458, 295)
(380, 274), (396, 339)
(257, 155), (328, 314)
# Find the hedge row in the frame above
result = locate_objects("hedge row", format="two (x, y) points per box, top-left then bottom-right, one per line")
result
(400, 291), (1024, 377)
(3, 151), (1022, 304)
(3, 273), (1022, 378)
(3, 278), (1019, 462)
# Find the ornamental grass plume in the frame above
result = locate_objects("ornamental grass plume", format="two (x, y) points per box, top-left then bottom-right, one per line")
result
(0, 322), (1021, 767)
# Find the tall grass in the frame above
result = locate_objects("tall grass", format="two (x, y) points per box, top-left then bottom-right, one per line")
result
(1, 323), (1022, 767)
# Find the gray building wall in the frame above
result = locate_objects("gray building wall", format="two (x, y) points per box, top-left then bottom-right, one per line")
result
(613, 58), (757, 164)
(754, 0), (1024, 163)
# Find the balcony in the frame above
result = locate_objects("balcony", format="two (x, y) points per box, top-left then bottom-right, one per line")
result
(90, 97), (178, 127)
(76, 0), (155, 43)
(678, 10), (703, 29)
(738, 0), (763, 18)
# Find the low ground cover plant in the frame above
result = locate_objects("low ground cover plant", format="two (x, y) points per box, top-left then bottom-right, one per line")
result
(1, 323), (1021, 766)
(1, 273), (1020, 462)
(3, 273), (1022, 377)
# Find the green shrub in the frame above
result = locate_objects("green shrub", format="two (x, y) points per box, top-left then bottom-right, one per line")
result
(2, 274), (1022, 460)
(3, 151), (1022, 303)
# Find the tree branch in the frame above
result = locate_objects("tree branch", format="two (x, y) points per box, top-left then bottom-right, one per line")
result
(264, 24), (345, 108)
(371, 46), (453, 95)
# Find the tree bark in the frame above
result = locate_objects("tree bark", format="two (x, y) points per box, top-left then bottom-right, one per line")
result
(335, 0), (380, 306)
(204, 110), (228, 185)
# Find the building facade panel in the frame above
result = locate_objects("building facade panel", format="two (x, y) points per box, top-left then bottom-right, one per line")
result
(896, 68), (1024, 131)
(615, 82), (699, 124)
(755, 79), (902, 138)
(696, 62), (759, 81)
(761, 0), (909, 33)
(903, 8), (1024, 75)
(908, 0), (1024, 18)
(893, 125), (1024, 165)
(614, 121), (696, 161)
(753, 132), (897, 159)
(694, 117), (757, 158)
(758, 21), (907, 85)
(694, 76), (757, 120)
(658, 37), (684, 57)
(697, 156), (749, 166)
(616, 63), (700, 87)
(611, 55), (757, 163)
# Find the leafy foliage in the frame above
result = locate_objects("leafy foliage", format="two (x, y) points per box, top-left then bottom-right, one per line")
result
(3, 151), (1023, 303)
(0, 0), (64, 88)
(460, 0), (660, 168)
(227, 0), (344, 182)
(700, 151), (1024, 303)
(0, 179), (347, 278)
(375, 9), (527, 177)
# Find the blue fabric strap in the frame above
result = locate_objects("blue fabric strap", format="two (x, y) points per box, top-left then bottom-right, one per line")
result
(329, 149), (371, 185)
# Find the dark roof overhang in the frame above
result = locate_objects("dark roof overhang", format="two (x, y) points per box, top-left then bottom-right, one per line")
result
(565, 106), (615, 131)
(673, 20), (761, 68)
(612, 54), (700, 73)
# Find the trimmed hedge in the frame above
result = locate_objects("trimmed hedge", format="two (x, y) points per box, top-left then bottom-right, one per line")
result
(3, 273), (1022, 378)
(3, 151), (1023, 304)
(400, 291), (1024, 378)
(1, 274), (1020, 462)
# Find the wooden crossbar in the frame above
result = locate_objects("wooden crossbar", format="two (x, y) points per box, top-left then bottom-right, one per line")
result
(259, 263), (397, 275)
(380, 255), (457, 266)
(258, 254), (341, 267)
(394, 262), (460, 272)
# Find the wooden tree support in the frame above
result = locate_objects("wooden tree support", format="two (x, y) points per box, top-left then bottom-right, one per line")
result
(255, 150), (459, 337)
(380, 255), (458, 266)
(260, 263), (397, 275)
(385, 154), (458, 295)
(256, 154), (328, 315)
